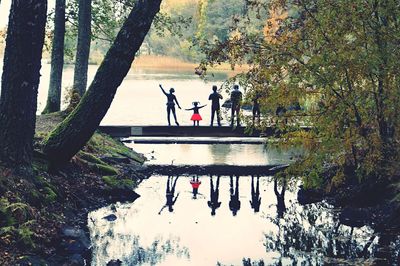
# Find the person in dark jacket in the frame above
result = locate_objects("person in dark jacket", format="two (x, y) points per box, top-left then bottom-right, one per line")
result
(208, 85), (223, 126)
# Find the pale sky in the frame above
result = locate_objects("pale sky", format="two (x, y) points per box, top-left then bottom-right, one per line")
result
(0, 0), (55, 27)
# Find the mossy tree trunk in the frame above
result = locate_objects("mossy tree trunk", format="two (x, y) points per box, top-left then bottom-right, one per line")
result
(73, 0), (92, 96)
(42, 0), (66, 114)
(0, 0), (47, 168)
(43, 0), (162, 168)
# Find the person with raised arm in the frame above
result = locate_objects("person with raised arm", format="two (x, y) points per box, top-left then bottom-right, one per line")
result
(185, 101), (207, 126)
(159, 84), (181, 126)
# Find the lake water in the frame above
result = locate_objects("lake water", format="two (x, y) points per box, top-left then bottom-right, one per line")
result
(0, 63), (235, 126)
(125, 143), (303, 166)
(88, 175), (396, 265)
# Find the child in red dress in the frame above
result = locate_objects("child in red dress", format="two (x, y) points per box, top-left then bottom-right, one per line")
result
(185, 102), (206, 126)
(190, 176), (201, 199)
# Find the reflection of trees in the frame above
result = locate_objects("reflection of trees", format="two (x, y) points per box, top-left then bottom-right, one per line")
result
(263, 202), (379, 265)
(127, 236), (190, 265)
(92, 233), (190, 265)
(209, 144), (231, 164)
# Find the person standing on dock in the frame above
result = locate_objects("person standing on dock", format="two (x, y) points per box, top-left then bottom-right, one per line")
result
(185, 102), (207, 126)
(230, 85), (242, 127)
(159, 84), (181, 126)
(209, 85), (223, 126)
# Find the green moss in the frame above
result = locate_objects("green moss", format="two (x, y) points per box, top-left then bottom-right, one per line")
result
(78, 151), (105, 164)
(102, 175), (134, 188)
(0, 198), (32, 226)
(17, 225), (35, 248)
(95, 164), (119, 175)
(34, 131), (49, 140)
(43, 187), (57, 203)
(0, 198), (15, 226)
(32, 158), (48, 172)
(87, 132), (145, 164)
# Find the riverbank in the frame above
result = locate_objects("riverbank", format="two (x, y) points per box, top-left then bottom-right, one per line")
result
(0, 113), (149, 265)
(1, 113), (399, 265)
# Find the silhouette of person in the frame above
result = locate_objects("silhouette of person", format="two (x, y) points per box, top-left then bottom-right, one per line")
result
(207, 175), (221, 216)
(159, 84), (181, 126)
(190, 175), (201, 199)
(273, 177), (286, 218)
(250, 175), (261, 213)
(185, 102), (206, 126)
(230, 85), (242, 127)
(159, 176), (180, 214)
(252, 92), (261, 125)
(208, 85), (223, 126)
(229, 175), (241, 216)
(275, 105), (287, 125)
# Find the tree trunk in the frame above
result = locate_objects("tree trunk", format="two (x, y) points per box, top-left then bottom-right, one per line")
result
(73, 0), (92, 96)
(42, 0), (66, 114)
(43, 0), (162, 168)
(0, 0), (47, 168)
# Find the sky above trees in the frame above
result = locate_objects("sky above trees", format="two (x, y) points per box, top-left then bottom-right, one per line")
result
(0, 0), (55, 26)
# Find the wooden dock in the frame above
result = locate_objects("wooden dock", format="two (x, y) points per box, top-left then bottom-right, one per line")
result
(98, 125), (271, 138)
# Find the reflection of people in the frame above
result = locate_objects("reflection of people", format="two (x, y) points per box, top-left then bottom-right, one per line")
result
(208, 85), (223, 126)
(230, 85), (242, 127)
(250, 175), (261, 212)
(229, 175), (241, 216)
(185, 102), (206, 126)
(274, 177), (286, 218)
(159, 176), (180, 214)
(207, 175), (221, 216)
(190, 175), (201, 199)
(159, 84), (181, 126)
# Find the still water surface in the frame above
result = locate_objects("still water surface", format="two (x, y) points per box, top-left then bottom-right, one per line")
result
(89, 175), (387, 265)
(125, 143), (302, 166)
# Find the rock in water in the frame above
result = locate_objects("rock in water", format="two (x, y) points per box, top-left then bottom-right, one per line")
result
(103, 214), (117, 221)
(107, 259), (122, 266)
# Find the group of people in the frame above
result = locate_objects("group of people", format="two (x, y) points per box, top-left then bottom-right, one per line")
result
(159, 84), (249, 127)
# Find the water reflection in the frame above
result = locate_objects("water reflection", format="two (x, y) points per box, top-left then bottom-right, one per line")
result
(89, 175), (399, 265)
(229, 175), (241, 216)
(189, 175), (201, 199)
(273, 177), (287, 218)
(263, 201), (381, 265)
(250, 175), (261, 213)
(159, 176), (180, 214)
(207, 175), (221, 216)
